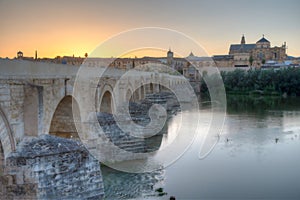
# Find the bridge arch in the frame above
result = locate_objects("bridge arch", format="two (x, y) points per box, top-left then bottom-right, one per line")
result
(126, 88), (133, 102)
(149, 83), (154, 94)
(122, 81), (134, 102)
(98, 84), (115, 114)
(0, 106), (15, 160)
(140, 85), (145, 99)
(132, 89), (140, 102)
(49, 95), (80, 139)
(140, 77), (145, 100)
(0, 141), (4, 175)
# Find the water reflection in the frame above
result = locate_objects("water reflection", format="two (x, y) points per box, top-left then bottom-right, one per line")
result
(102, 96), (300, 199)
(164, 96), (300, 199)
(101, 165), (165, 200)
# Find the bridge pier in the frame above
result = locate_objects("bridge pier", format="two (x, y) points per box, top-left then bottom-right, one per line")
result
(24, 84), (43, 137)
(3, 135), (104, 199)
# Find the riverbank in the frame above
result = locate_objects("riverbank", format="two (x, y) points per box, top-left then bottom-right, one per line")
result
(222, 68), (300, 97)
(201, 67), (300, 98)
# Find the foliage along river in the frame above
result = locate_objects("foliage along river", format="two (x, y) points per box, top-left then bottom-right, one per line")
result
(101, 96), (300, 199)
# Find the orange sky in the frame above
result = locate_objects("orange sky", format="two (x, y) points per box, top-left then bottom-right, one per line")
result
(0, 0), (299, 58)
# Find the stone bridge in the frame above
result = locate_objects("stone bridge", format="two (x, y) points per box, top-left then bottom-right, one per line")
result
(0, 59), (187, 199)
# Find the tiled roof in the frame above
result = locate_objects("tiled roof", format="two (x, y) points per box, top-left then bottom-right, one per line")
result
(257, 37), (270, 43)
(229, 44), (256, 53)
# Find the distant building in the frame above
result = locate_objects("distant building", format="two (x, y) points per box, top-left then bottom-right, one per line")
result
(229, 35), (256, 55)
(11, 33), (291, 71)
(167, 48), (174, 66)
(214, 35), (287, 68)
(17, 51), (23, 59)
(16, 51), (34, 61)
(251, 36), (286, 67)
(212, 55), (234, 68)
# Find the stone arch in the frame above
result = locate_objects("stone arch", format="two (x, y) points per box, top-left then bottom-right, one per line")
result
(149, 83), (154, 94)
(140, 78), (145, 100)
(49, 95), (80, 139)
(122, 80), (134, 103)
(100, 91), (113, 114)
(140, 85), (145, 99)
(98, 84), (115, 114)
(0, 107), (15, 160)
(126, 88), (133, 102)
(0, 141), (4, 174)
(132, 89), (140, 102)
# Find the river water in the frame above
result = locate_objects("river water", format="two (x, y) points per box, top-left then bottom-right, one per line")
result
(102, 96), (300, 199)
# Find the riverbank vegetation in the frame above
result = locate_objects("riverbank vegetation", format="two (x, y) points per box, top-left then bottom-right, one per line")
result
(226, 95), (300, 116)
(201, 67), (300, 97)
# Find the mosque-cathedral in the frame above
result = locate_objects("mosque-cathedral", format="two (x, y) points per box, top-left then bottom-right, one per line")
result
(213, 35), (287, 68)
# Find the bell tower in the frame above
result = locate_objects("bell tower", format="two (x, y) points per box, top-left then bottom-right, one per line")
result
(167, 48), (173, 66)
(241, 34), (246, 45)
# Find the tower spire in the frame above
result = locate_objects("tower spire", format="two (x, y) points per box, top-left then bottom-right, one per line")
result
(241, 34), (246, 45)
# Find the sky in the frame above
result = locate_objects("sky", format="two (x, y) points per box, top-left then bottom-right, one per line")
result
(0, 0), (299, 58)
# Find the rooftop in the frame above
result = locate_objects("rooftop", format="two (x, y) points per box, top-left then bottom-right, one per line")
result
(229, 44), (256, 53)
(257, 37), (270, 43)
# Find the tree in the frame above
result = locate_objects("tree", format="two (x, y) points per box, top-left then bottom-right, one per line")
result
(217, 68), (300, 96)
(249, 55), (253, 66)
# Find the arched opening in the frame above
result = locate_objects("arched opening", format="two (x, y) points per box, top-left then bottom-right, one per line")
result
(160, 85), (168, 92)
(49, 96), (80, 139)
(0, 107), (15, 158)
(132, 89), (140, 102)
(126, 89), (133, 102)
(100, 91), (113, 114)
(140, 85), (145, 99)
(0, 141), (4, 175)
(150, 83), (154, 94)
(0, 140), (6, 198)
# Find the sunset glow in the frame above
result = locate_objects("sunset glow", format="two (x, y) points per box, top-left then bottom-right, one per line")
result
(0, 0), (299, 58)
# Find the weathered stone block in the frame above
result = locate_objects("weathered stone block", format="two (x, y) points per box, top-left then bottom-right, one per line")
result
(3, 135), (104, 199)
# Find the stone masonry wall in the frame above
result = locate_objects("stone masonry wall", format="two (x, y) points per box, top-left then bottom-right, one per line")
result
(0, 82), (24, 149)
(4, 135), (104, 199)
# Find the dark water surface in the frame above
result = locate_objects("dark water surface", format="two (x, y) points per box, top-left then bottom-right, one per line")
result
(102, 96), (300, 199)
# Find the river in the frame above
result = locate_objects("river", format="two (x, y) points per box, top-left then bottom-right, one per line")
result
(102, 96), (300, 199)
